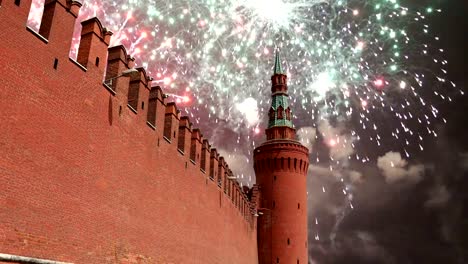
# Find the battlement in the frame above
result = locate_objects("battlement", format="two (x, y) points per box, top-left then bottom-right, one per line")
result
(0, 2), (258, 263)
(1, 0), (252, 213)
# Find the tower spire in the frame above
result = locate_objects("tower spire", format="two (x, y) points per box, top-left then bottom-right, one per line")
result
(273, 49), (283, 75)
(254, 56), (310, 264)
(267, 51), (294, 134)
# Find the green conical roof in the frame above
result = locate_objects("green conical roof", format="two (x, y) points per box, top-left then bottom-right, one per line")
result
(273, 50), (283, 75)
(268, 50), (293, 129)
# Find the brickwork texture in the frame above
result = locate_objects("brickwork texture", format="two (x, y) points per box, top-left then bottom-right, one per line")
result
(0, 1), (258, 263)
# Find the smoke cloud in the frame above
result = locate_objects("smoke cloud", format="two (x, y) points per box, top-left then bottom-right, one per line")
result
(317, 120), (355, 162)
(235, 97), (259, 127)
(460, 152), (468, 170)
(377, 151), (425, 184)
(349, 170), (363, 184)
(218, 148), (255, 186)
(297, 126), (317, 153)
(425, 185), (451, 208)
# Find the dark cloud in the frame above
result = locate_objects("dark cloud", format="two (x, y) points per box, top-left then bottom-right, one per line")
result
(307, 127), (467, 263)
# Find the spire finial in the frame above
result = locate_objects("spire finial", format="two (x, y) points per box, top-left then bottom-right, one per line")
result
(274, 49), (283, 75)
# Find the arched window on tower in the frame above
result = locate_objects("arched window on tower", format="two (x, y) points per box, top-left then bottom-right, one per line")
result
(277, 106), (284, 119)
(286, 107), (291, 120)
(269, 108), (275, 121)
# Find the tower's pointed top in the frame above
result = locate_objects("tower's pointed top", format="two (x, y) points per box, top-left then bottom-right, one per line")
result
(273, 49), (284, 75)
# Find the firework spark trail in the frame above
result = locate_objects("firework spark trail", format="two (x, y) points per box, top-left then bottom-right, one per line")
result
(27, 0), (459, 187)
(330, 198), (352, 249)
(109, 11), (133, 47)
(28, 1), (459, 149)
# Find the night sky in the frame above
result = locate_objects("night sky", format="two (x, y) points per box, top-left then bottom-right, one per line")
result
(307, 1), (468, 263)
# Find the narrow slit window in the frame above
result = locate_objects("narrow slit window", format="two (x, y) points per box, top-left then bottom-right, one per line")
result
(277, 106), (284, 119)
(95, 57), (100, 67)
(298, 203), (300, 209)
(269, 108), (275, 121)
(141, 101), (144, 110)
(287, 238), (290, 245)
(14, 0), (20, 6)
(53, 58), (58, 70)
(119, 106), (122, 116)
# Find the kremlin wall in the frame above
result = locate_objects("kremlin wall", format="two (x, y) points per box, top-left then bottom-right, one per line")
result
(0, 0), (260, 263)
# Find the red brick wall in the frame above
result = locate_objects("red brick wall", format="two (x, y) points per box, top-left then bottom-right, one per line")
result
(0, 2), (258, 263)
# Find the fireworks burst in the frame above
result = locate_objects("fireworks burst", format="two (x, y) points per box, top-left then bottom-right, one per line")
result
(28, 0), (460, 188)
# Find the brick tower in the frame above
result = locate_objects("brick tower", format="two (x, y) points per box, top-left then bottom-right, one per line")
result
(254, 51), (310, 264)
